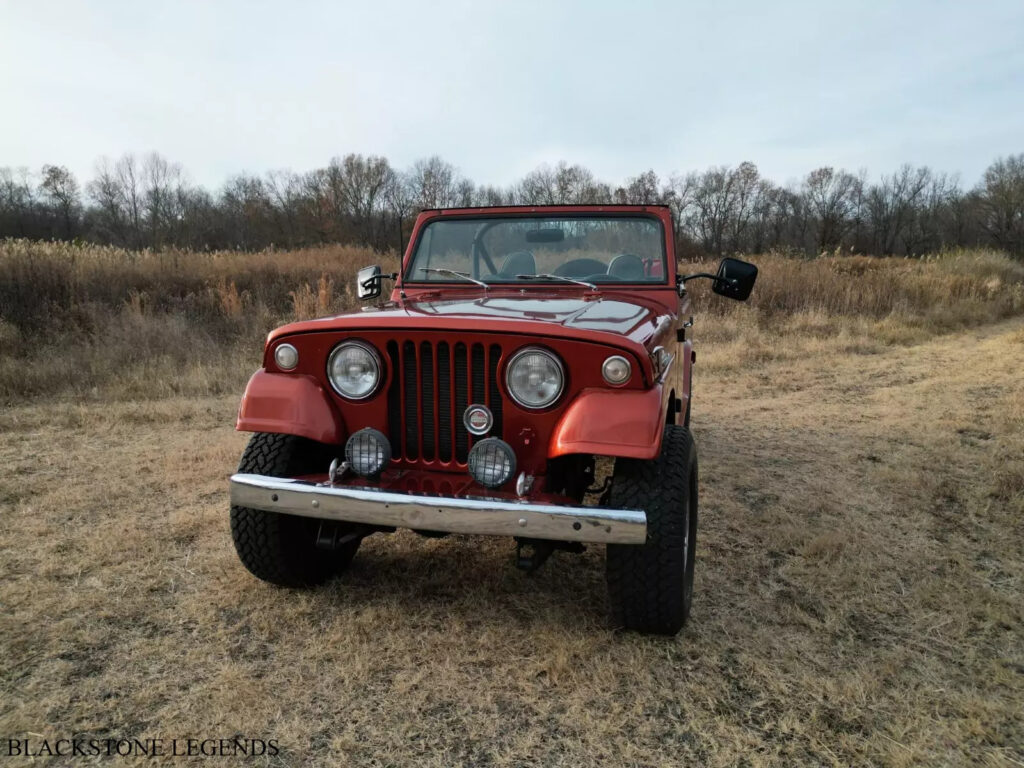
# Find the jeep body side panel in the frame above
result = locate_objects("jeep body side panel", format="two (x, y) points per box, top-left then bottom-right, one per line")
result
(236, 369), (346, 444)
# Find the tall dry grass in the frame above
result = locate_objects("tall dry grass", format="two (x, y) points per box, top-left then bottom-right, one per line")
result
(1, 239), (1022, 401)
(0, 240), (392, 399)
(680, 249), (1024, 371)
(684, 249), (1024, 321)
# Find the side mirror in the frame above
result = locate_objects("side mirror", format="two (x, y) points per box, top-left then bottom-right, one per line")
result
(712, 258), (758, 301)
(357, 265), (383, 301)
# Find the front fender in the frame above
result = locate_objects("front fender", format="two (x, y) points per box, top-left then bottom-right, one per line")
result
(236, 369), (345, 444)
(549, 386), (666, 460)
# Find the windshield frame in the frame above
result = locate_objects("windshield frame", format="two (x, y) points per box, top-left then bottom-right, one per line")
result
(402, 211), (671, 288)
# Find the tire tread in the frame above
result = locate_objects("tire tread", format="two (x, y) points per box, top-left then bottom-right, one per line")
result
(230, 432), (355, 587)
(606, 425), (697, 635)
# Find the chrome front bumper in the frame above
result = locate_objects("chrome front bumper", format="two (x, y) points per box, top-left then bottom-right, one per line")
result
(229, 473), (647, 545)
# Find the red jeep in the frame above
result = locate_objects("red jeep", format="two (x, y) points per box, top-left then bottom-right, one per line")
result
(229, 205), (756, 635)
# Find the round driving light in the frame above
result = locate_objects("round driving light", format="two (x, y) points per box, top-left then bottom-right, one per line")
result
(505, 347), (565, 409)
(602, 355), (631, 385)
(274, 343), (299, 371)
(467, 438), (517, 489)
(344, 428), (391, 477)
(463, 404), (493, 436)
(327, 341), (381, 400)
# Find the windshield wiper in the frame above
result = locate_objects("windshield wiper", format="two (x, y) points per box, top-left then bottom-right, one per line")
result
(515, 273), (598, 291)
(419, 268), (489, 290)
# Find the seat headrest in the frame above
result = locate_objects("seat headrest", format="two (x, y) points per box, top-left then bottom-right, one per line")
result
(608, 253), (646, 280)
(499, 251), (536, 276)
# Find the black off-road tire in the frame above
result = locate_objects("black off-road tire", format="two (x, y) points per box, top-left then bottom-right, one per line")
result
(230, 432), (359, 587)
(606, 425), (698, 635)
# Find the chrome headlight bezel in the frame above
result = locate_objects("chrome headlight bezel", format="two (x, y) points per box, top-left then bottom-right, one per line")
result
(326, 340), (382, 400)
(505, 346), (565, 410)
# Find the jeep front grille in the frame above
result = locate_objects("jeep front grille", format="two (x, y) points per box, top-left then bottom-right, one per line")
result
(386, 340), (503, 466)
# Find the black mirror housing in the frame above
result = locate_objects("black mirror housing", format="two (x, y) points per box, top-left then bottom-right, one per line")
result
(357, 265), (383, 301)
(712, 258), (758, 301)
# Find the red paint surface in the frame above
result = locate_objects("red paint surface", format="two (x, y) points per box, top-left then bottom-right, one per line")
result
(236, 370), (345, 444)
(550, 386), (666, 460)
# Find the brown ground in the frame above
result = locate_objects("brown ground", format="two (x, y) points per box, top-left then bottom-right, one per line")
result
(1, 317), (1023, 766)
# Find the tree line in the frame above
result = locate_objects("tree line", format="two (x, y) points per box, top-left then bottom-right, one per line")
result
(1, 152), (1022, 256)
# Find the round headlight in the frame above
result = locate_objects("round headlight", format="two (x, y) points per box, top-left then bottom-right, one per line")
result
(602, 355), (631, 385)
(468, 438), (517, 488)
(327, 341), (381, 400)
(274, 343), (299, 371)
(345, 428), (391, 477)
(505, 347), (564, 409)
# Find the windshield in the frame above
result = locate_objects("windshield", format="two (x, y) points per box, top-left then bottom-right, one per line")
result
(406, 215), (667, 285)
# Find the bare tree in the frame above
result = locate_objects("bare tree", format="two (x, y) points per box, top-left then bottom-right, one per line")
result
(86, 158), (128, 245)
(384, 168), (416, 251)
(38, 165), (81, 238)
(220, 174), (272, 249)
(803, 167), (862, 252)
(616, 170), (661, 205)
(516, 164), (558, 205)
(904, 171), (958, 254)
(140, 153), (188, 247)
(662, 173), (695, 239)
(265, 169), (307, 245)
(328, 154), (393, 246)
(473, 184), (512, 207)
(115, 154), (145, 247)
(0, 167), (37, 237)
(866, 164), (930, 254)
(977, 154), (1024, 255)
(688, 166), (738, 255)
(407, 156), (463, 209)
(724, 162), (762, 252)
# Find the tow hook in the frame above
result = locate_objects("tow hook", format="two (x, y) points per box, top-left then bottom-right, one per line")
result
(514, 538), (586, 573)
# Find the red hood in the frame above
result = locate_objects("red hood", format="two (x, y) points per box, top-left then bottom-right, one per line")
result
(267, 289), (678, 354)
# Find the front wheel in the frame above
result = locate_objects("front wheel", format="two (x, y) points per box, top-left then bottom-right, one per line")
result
(605, 425), (698, 635)
(230, 432), (359, 587)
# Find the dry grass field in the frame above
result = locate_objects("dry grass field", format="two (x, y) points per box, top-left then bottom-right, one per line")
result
(1, 241), (1023, 766)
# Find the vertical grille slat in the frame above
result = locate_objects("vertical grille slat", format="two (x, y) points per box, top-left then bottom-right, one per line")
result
(385, 337), (502, 467)
(489, 344), (503, 437)
(454, 342), (469, 463)
(470, 343), (486, 449)
(471, 344), (485, 403)
(437, 342), (452, 462)
(386, 341), (402, 455)
(420, 341), (435, 461)
(402, 341), (419, 460)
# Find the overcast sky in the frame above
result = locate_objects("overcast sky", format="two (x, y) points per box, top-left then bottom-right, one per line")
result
(2, 0), (1022, 190)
